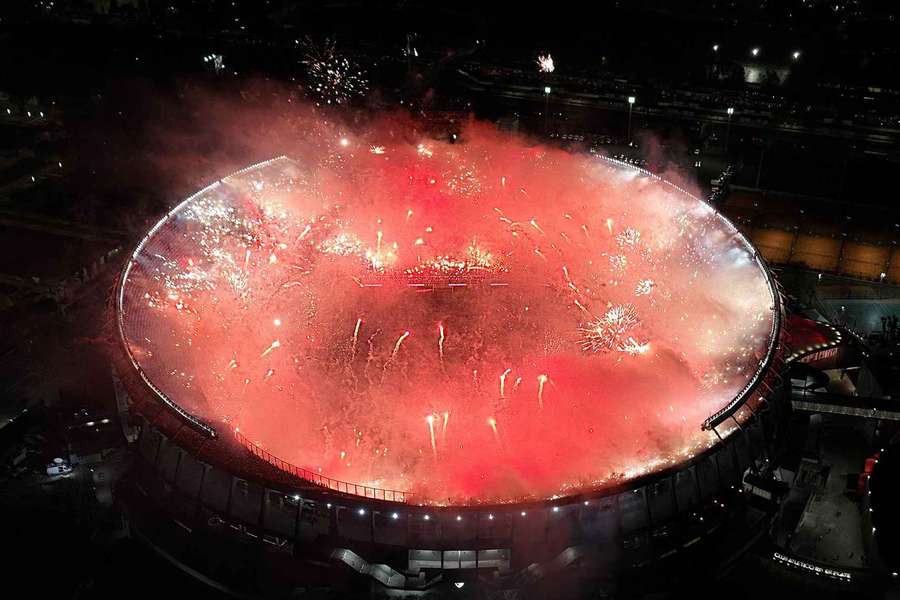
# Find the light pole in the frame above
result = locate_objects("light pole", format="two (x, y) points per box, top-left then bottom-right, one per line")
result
(544, 86), (551, 135)
(725, 107), (734, 152)
(755, 142), (766, 188)
(627, 96), (636, 145)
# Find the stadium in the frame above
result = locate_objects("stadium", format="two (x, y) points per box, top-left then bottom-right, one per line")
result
(112, 130), (789, 597)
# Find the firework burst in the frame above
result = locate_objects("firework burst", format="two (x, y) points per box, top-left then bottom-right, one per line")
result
(580, 304), (641, 354)
(536, 53), (555, 73)
(301, 38), (369, 106)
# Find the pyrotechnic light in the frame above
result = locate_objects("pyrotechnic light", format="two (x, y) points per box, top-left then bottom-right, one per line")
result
(301, 37), (369, 106)
(499, 368), (512, 398)
(537, 54), (555, 73)
(119, 121), (777, 505)
(537, 374), (548, 409)
(260, 340), (281, 357)
(487, 417), (499, 441)
(426, 414), (437, 457)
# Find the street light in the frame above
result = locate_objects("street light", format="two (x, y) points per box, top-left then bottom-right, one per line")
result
(725, 107), (734, 152)
(712, 44), (719, 52)
(750, 47), (760, 57)
(627, 96), (636, 145)
(792, 50), (801, 60)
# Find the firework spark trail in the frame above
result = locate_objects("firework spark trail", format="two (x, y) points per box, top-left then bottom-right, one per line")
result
(487, 417), (499, 442)
(512, 376), (522, 394)
(426, 414), (437, 457)
(606, 218), (614, 235)
(381, 330), (410, 382)
(499, 368), (512, 398)
(364, 331), (380, 385)
(438, 323), (445, 368)
(391, 331), (410, 361)
(351, 317), (363, 359)
(260, 339), (281, 358)
(234, 376), (252, 426)
(537, 374), (548, 409)
(441, 411), (449, 447)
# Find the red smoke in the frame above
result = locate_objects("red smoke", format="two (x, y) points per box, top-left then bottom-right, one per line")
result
(120, 110), (775, 504)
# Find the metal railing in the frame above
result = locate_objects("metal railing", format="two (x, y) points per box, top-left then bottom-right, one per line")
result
(233, 428), (414, 504)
